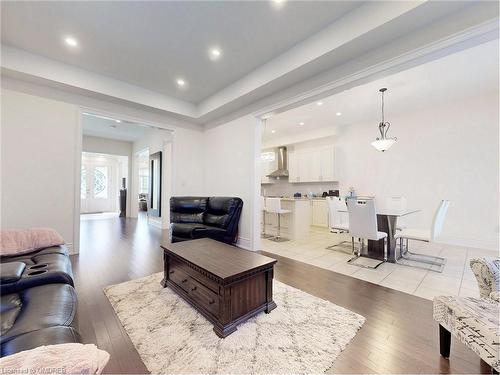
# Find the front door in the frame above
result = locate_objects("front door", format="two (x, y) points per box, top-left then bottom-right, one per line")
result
(81, 159), (116, 213)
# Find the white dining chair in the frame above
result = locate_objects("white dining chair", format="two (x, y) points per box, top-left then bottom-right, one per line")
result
(346, 198), (387, 269)
(260, 196), (273, 239)
(395, 200), (449, 269)
(325, 197), (353, 251)
(265, 198), (291, 242)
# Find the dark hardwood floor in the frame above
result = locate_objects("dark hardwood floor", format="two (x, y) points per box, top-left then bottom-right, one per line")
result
(73, 215), (487, 374)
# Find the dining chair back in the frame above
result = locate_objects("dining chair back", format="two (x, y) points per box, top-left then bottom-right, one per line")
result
(326, 197), (348, 228)
(430, 200), (450, 241)
(346, 198), (379, 240)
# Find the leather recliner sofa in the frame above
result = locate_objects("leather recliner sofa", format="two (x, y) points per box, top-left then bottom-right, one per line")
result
(170, 196), (243, 244)
(0, 245), (81, 356)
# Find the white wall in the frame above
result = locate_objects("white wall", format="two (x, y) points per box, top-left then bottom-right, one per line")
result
(82, 135), (133, 216)
(82, 135), (132, 157)
(203, 116), (261, 250)
(334, 93), (499, 249)
(1, 89), (80, 252)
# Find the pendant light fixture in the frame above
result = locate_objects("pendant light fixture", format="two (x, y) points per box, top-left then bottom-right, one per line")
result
(371, 88), (397, 152)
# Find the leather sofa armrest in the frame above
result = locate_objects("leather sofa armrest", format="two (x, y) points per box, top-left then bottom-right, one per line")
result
(1, 262), (26, 284)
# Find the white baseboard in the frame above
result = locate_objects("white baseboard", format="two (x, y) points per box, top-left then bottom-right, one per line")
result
(438, 235), (498, 251)
(236, 236), (252, 251)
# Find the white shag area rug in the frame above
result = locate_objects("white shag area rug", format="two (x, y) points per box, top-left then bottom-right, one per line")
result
(104, 272), (365, 374)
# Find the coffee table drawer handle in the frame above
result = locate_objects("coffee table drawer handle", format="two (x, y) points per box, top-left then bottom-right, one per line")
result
(182, 279), (188, 283)
(169, 270), (175, 274)
(191, 286), (197, 291)
(209, 299), (215, 305)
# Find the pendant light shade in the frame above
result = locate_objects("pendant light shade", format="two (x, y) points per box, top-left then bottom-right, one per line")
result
(372, 88), (397, 152)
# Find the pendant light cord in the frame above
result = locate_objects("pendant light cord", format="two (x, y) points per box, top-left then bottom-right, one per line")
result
(381, 90), (385, 124)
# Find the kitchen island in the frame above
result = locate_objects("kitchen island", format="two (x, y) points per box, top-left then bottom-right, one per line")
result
(263, 197), (327, 240)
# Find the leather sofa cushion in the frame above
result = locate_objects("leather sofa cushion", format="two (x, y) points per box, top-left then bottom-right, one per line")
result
(170, 197), (207, 214)
(171, 212), (204, 224)
(1, 326), (82, 357)
(171, 223), (226, 239)
(204, 197), (241, 229)
(1, 284), (77, 344)
(1, 294), (21, 336)
(171, 223), (206, 238)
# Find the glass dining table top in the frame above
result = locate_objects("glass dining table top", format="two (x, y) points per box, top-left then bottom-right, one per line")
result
(337, 207), (421, 217)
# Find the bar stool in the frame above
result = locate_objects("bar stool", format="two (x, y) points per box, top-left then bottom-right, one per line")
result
(260, 196), (273, 239)
(265, 198), (291, 242)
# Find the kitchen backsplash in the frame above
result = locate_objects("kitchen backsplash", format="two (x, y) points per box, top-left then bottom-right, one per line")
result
(261, 178), (339, 197)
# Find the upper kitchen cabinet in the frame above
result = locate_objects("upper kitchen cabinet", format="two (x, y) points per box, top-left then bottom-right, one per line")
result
(288, 145), (335, 183)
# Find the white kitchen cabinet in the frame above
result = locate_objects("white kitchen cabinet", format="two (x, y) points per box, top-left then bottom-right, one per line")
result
(288, 152), (299, 183)
(311, 199), (329, 227)
(288, 146), (335, 183)
(319, 147), (335, 181)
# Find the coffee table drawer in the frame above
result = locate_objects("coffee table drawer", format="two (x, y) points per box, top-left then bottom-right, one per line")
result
(170, 258), (219, 293)
(168, 266), (190, 293)
(189, 278), (219, 316)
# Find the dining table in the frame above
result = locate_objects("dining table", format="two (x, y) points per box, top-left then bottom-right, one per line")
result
(338, 205), (421, 263)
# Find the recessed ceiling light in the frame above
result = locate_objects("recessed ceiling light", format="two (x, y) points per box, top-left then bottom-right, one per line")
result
(336, 112), (342, 116)
(64, 36), (78, 47)
(299, 122), (305, 126)
(115, 119), (121, 123)
(271, 129), (276, 133)
(317, 101), (323, 106)
(209, 48), (222, 61)
(176, 78), (186, 87)
(271, 0), (286, 9)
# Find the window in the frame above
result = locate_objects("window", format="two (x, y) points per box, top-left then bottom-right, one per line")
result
(93, 166), (108, 199)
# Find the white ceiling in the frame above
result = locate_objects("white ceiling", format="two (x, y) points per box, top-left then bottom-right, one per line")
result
(82, 114), (154, 142)
(263, 40), (499, 147)
(1, 1), (360, 103)
(1, 1), (498, 125)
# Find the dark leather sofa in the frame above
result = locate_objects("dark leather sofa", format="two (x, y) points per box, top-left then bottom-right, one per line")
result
(170, 196), (243, 244)
(0, 245), (81, 356)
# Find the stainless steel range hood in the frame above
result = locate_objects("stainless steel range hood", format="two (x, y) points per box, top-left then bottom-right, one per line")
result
(266, 146), (289, 178)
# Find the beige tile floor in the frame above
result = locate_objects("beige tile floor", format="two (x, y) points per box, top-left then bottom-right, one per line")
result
(261, 227), (498, 301)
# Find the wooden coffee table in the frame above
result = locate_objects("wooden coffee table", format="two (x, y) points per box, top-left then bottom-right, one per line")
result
(161, 238), (277, 338)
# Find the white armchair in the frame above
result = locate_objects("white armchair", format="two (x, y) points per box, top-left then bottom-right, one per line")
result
(433, 257), (499, 373)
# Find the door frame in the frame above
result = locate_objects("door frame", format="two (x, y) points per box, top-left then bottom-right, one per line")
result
(75, 107), (175, 253)
(80, 152), (122, 214)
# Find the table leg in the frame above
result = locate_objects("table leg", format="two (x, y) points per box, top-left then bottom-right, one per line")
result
(367, 215), (398, 262)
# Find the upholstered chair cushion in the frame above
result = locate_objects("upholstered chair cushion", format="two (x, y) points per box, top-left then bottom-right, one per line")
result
(470, 258), (500, 299)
